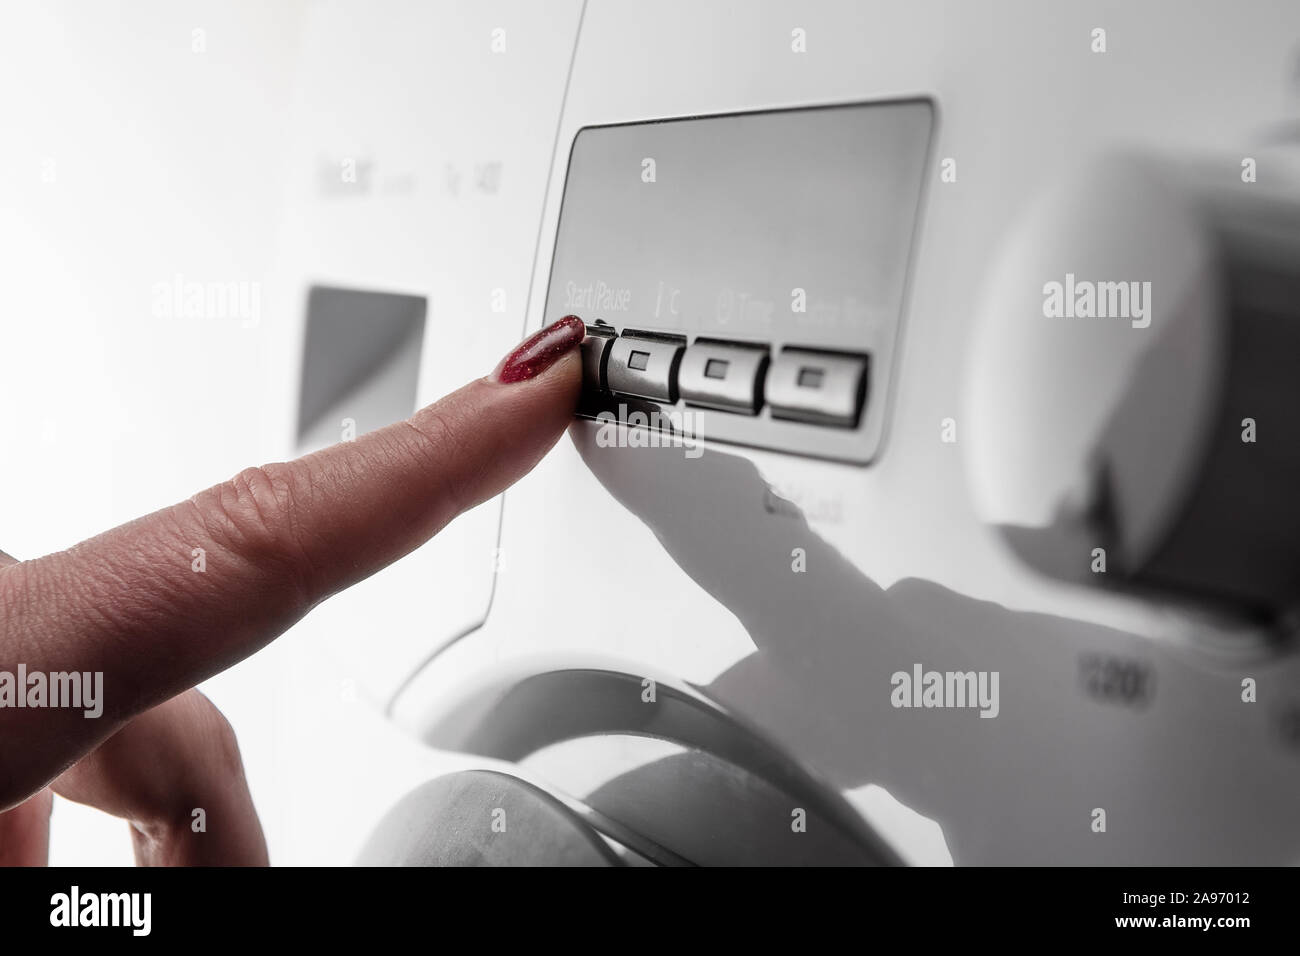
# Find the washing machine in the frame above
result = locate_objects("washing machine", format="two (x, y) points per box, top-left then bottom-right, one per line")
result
(264, 0), (1300, 865)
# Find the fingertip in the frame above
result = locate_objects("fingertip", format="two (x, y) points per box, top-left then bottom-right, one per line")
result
(490, 315), (587, 384)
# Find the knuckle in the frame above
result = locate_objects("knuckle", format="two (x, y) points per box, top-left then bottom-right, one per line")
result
(219, 465), (298, 555)
(194, 463), (319, 602)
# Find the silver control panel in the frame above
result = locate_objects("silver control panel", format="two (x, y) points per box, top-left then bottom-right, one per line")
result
(547, 100), (932, 462)
(584, 327), (868, 429)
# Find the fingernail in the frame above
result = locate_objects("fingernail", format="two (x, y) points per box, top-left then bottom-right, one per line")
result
(493, 314), (586, 384)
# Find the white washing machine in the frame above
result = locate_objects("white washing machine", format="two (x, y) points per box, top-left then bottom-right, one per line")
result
(258, 0), (1300, 865)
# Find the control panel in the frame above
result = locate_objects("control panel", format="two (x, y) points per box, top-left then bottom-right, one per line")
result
(583, 326), (868, 425)
(546, 100), (933, 463)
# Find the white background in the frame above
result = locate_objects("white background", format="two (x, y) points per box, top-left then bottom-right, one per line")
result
(0, 0), (475, 866)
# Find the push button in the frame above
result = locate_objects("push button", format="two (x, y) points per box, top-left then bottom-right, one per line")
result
(580, 324), (616, 393)
(766, 348), (868, 427)
(606, 333), (684, 403)
(677, 341), (768, 414)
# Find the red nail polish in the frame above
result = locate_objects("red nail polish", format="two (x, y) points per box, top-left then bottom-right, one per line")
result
(493, 315), (586, 383)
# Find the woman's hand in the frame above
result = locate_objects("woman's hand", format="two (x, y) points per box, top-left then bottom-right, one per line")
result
(0, 316), (586, 865)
